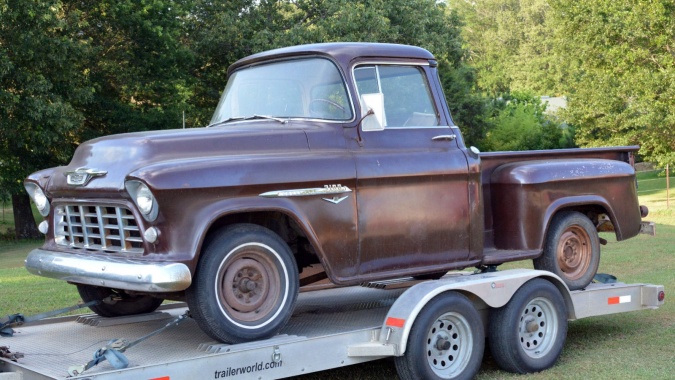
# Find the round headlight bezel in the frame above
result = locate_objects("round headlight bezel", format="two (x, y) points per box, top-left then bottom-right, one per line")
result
(25, 182), (51, 217)
(125, 180), (159, 222)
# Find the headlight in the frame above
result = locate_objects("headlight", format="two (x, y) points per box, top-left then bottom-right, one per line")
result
(25, 182), (50, 216)
(125, 180), (158, 221)
(136, 185), (154, 215)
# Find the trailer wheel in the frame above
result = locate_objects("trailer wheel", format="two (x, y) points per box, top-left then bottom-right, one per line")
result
(76, 285), (163, 317)
(395, 292), (484, 380)
(186, 224), (299, 343)
(488, 278), (567, 374)
(535, 211), (600, 290)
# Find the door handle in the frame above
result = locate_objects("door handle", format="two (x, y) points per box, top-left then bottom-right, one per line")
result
(432, 134), (457, 141)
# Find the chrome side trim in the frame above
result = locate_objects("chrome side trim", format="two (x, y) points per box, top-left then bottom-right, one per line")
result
(260, 185), (352, 198)
(25, 249), (192, 292)
(323, 195), (349, 204)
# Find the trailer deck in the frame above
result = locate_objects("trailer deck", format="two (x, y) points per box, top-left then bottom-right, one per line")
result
(1, 284), (408, 379)
(0, 270), (665, 380)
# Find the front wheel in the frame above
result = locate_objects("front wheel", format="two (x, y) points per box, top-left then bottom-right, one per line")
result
(186, 224), (299, 343)
(395, 292), (484, 380)
(76, 285), (163, 317)
(534, 211), (600, 290)
(488, 278), (567, 374)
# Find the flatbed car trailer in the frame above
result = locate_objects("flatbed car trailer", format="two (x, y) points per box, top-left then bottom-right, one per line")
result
(0, 269), (665, 380)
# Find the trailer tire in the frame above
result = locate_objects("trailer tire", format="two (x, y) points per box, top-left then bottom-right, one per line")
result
(76, 285), (163, 317)
(186, 224), (299, 343)
(535, 211), (600, 290)
(395, 292), (484, 380)
(488, 278), (567, 374)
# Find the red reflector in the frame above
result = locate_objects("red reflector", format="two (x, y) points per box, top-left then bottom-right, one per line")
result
(386, 317), (405, 328)
(658, 291), (665, 302)
(150, 377), (170, 380)
(608, 297), (620, 305)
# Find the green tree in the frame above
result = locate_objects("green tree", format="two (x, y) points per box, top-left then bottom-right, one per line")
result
(483, 91), (570, 151)
(75, 0), (196, 140)
(550, 0), (675, 167)
(447, 0), (560, 97)
(0, 0), (197, 238)
(0, 0), (93, 238)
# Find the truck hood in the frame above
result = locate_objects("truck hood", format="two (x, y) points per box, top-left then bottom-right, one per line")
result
(41, 123), (310, 194)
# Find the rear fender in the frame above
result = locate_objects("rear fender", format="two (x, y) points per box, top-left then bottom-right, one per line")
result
(490, 159), (640, 251)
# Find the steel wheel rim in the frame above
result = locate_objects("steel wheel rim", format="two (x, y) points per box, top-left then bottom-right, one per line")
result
(556, 225), (591, 280)
(425, 312), (473, 378)
(518, 296), (558, 358)
(216, 243), (286, 328)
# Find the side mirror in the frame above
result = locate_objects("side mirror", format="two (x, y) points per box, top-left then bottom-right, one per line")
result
(359, 93), (385, 131)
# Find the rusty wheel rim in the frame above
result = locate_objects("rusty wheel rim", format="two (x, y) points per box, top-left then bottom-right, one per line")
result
(217, 243), (283, 325)
(556, 225), (591, 281)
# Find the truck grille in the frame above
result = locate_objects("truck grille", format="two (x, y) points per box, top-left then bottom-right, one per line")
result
(54, 204), (144, 254)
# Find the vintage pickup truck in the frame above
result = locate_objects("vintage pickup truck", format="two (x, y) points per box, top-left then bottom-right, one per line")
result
(24, 43), (651, 344)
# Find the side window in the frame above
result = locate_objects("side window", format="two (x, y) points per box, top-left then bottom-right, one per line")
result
(354, 65), (439, 128)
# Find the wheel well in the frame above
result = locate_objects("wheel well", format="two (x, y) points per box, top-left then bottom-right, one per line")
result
(202, 212), (320, 272)
(538, 275), (577, 320)
(548, 204), (612, 234)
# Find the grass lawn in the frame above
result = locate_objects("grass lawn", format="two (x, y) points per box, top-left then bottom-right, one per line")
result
(0, 180), (673, 379)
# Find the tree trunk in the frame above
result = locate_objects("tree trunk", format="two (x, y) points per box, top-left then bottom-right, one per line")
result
(12, 193), (41, 239)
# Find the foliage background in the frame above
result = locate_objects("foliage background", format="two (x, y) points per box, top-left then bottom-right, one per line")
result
(448, 0), (675, 165)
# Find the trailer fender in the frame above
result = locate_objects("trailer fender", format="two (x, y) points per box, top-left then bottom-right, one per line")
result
(348, 269), (574, 357)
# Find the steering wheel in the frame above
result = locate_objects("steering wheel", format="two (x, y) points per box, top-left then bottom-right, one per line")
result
(309, 98), (347, 112)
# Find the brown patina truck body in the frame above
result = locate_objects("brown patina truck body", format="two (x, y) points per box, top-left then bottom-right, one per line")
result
(24, 43), (648, 342)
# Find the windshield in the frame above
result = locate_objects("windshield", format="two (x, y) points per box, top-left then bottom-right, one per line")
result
(210, 57), (353, 125)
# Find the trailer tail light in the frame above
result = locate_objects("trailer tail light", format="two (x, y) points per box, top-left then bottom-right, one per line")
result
(658, 291), (665, 302)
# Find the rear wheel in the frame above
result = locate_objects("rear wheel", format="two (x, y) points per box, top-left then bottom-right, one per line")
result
(534, 211), (600, 290)
(186, 224), (299, 343)
(488, 278), (567, 373)
(76, 285), (163, 317)
(395, 292), (484, 380)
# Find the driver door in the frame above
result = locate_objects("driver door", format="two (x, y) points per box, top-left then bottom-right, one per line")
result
(352, 64), (471, 277)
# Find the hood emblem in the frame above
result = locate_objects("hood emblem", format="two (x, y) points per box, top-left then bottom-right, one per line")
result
(65, 167), (108, 186)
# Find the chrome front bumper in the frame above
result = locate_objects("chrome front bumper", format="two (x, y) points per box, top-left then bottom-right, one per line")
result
(25, 249), (192, 292)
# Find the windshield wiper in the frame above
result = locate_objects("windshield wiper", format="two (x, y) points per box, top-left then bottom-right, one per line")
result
(246, 115), (289, 124)
(206, 115), (288, 128)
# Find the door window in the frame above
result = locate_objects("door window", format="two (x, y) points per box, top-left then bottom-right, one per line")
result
(354, 65), (439, 128)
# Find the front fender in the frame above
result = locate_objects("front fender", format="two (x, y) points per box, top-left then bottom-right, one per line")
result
(126, 152), (358, 281)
